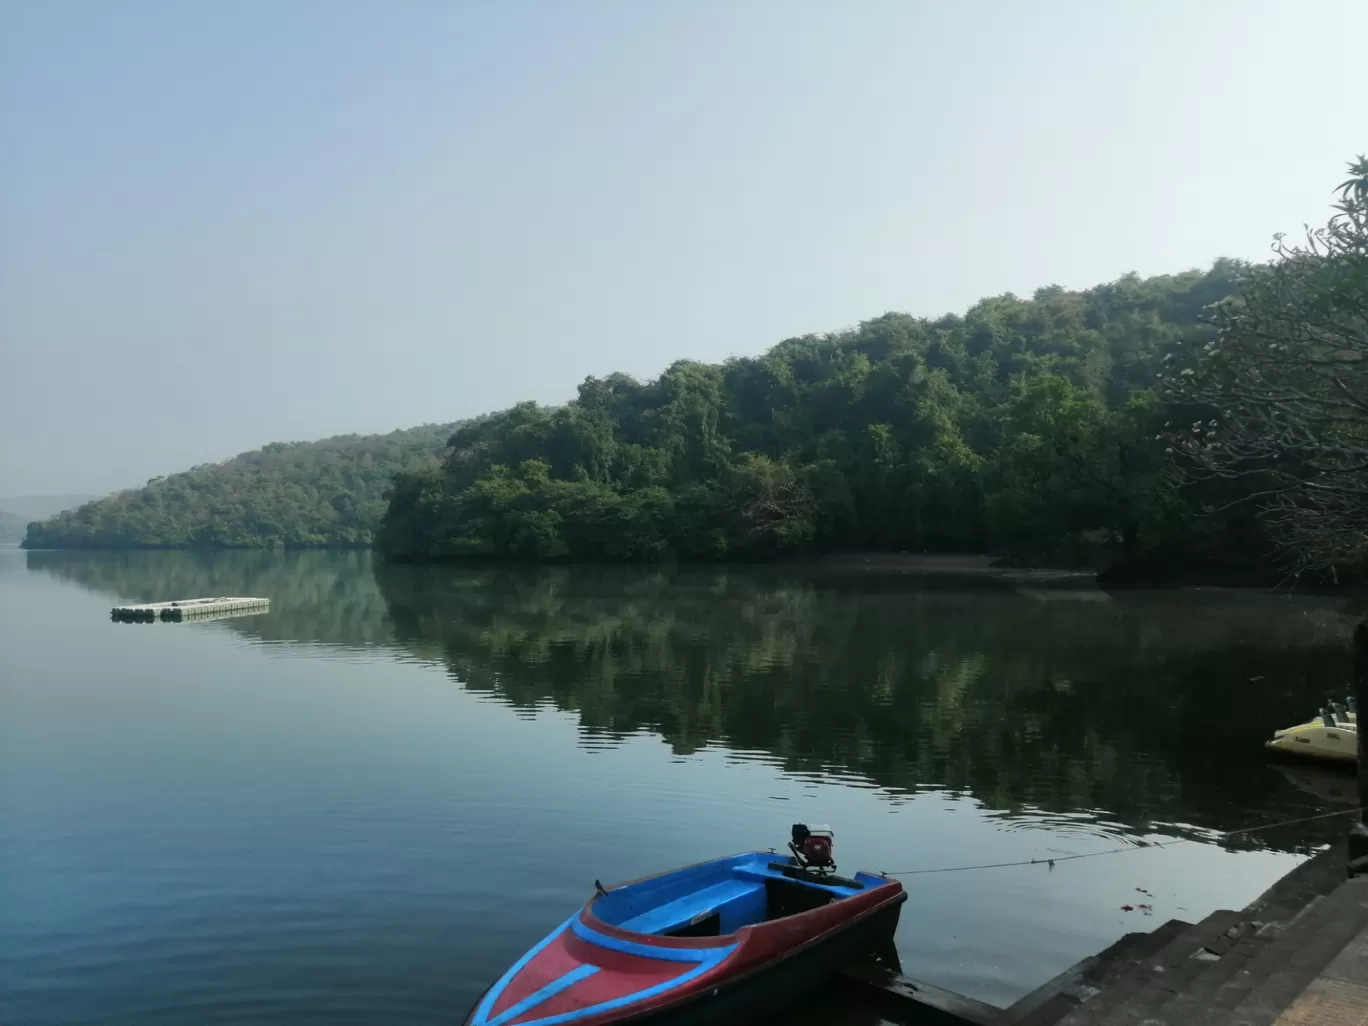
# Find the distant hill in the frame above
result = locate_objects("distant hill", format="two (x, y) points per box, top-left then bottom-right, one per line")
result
(0, 494), (97, 521)
(0, 509), (26, 543)
(23, 425), (458, 549)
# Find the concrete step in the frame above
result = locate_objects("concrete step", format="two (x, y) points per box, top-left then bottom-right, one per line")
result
(1134, 930), (1272, 1026)
(1050, 920), (1194, 1023)
(1054, 910), (1245, 1026)
(1144, 899), (1303, 1021)
(1188, 896), (1331, 1026)
(1007, 848), (1364, 1026)
(1012, 992), (1080, 1026)
(1225, 879), (1368, 1026)
(1074, 911), (1260, 1026)
(1004, 928), (1185, 1026)
(1113, 919), (1195, 968)
(1004, 951), (1113, 1024)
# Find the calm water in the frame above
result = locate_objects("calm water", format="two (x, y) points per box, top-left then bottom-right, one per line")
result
(1, 548), (1362, 1025)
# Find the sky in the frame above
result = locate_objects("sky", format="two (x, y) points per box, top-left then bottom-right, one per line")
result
(2, 1), (1365, 496)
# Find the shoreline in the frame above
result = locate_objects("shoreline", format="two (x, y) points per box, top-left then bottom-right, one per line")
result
(17, 544), (1342, 593)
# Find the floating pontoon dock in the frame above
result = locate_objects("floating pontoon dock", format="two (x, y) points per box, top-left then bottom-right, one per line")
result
(110, 597), (270, 622)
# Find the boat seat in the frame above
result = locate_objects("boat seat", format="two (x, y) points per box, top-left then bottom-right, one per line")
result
(732, 860), (862, 896)
(618, 878), (764, 935)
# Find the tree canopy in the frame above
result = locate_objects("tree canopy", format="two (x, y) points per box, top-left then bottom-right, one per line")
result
(1169, 158), (1368, 577)
(378, 264), (1258, 569)
(23, 425), (458, 549)
(24, 159), (1362, 573)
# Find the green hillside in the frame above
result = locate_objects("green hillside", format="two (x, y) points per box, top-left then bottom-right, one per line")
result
(378, 262), (1259, 569)
(23, 425), (458, 549)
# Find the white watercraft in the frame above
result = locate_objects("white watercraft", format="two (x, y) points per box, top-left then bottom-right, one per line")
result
(1266, 700), (1358, 764)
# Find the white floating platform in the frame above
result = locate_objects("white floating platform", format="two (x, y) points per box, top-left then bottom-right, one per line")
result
(111, 597), (270, 622)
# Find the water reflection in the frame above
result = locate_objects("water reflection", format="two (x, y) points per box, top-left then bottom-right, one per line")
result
(28, 550), (1361, 852)
(29, 549), (391, 647)
(374, 564), (1360, 850)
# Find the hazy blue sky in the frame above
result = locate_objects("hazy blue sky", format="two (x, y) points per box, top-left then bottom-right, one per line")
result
(2, 1), (1364, 495)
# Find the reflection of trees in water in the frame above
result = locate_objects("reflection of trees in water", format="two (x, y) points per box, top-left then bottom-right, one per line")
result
(27, 549), (393, 648)
(29, 550), (1358, 848)
(376, 564), (1357, 846)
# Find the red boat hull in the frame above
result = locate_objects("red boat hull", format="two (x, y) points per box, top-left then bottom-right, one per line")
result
(465, 854), (906, 1026)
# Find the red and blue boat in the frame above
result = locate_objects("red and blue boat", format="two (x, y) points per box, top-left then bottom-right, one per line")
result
(464, 825), (906, 1026)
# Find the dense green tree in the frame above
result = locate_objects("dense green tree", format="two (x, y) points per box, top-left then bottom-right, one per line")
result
(26, 162), (1359, 567)
(983, 374), (1118, 552)
(24, 424), (458, 549)
(379, 264), (1248, 567)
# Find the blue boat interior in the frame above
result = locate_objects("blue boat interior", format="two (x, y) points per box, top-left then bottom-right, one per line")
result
(591, 852), (886, 938)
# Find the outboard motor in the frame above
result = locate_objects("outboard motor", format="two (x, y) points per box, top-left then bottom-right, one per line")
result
(789, 823), (836, 875)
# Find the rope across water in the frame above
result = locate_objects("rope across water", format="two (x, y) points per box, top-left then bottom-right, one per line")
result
(880, 806), (1364, 877)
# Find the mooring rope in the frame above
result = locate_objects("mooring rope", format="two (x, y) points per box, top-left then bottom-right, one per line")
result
(880, 805), (1366, 877)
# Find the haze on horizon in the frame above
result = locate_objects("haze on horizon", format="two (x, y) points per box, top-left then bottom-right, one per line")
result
(2, 0), (1364, 497)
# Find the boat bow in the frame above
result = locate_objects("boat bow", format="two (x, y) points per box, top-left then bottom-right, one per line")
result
(468, 914), (739, 1026)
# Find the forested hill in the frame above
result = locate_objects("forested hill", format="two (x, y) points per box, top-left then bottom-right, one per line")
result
(378, 262), (1263, 569)
(21, 263), (1267, 563)
(23, 425), (458, 549)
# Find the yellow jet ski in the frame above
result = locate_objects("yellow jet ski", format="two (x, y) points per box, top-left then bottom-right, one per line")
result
(1266, 701), (1358, 764)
